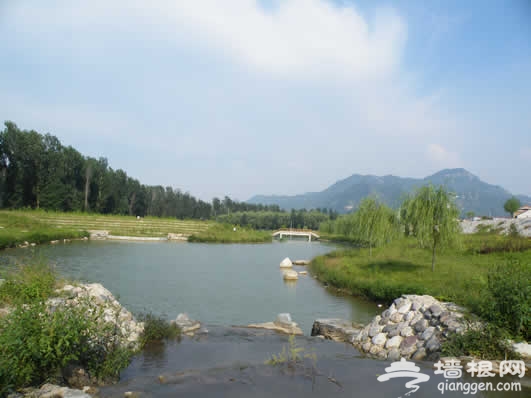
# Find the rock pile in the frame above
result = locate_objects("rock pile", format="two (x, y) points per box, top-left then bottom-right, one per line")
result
(52, 283), (144, 350)
(313, 295), (467, 361)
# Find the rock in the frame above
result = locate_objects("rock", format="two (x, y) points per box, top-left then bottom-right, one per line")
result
(369, 345), (384, 356)
(426, 336), (441, 353)
(381, 308), (396, 319)
(298, 271), (308, 275)
(397, 301), (412, 314)
(247, 321), (303, 335)
(311, 319), (363, 342)
(412, 348), (427, 361)
(390, 312), (404, 323)
(173, 313), (201, 334)
(387, 348), (401, 361)
(429, 304), (443, 317)
(413, 319), (429, 333)
(368, 325), (382, 337)
(276, 313), (292, 325)
(30, 243), (36, 247)
(24, 383), (92, 398)
(400, 326), (414, 337)
(421, 326), (436, 341)
(385, 336), (403, 349)
(279, 257), (293, 268)
(62, 364), (91, 389)
(282, 270), (298, 280)
(404, 311), (416, 322)
(362, 342), (372, 352)
(292, 260), (310, 265)
(372, 333), (387, 346)
(400, 335), (418, 349)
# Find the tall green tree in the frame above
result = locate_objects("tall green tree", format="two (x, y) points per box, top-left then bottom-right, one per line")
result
(354, 197), (399, 256)
(504, 197), (521, 217)
(406, 185), (460, 271)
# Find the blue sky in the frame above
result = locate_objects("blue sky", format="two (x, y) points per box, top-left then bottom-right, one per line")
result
(1, 0), (530, 200)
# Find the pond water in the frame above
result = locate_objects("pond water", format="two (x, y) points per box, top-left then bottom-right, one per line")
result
(0, 239), (378, 332)
(1, 240), (528, 397)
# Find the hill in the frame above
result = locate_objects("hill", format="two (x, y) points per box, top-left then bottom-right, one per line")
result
(248, 168), (531, 217)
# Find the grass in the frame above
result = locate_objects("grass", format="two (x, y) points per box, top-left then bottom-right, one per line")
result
(0, 211), (89, 250)
(0, 210), (273, 245)
(309, 235), (531, 319)
(188, 223), (272, 243)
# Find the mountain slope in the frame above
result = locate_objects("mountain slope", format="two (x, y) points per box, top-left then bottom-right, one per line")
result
(248, 168), (531, 217)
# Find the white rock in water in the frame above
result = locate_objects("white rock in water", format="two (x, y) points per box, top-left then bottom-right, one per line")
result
(280, 257), (293, 268)
(283, 270), (298, 280)
(276, 313), (293, 325)
(176, 313), (189, 322)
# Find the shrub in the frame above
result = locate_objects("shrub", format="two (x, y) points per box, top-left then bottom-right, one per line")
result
(137, 313), (180, 346)
(480, 259), (530, 340)
(442, 323), (518, 360)
(0, 298), (134, 395)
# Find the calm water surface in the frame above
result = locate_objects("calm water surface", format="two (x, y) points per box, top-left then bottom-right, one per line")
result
(0, 239), (378, 332)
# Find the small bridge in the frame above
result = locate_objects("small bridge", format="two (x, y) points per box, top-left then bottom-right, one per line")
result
(272, 228), (320, 242)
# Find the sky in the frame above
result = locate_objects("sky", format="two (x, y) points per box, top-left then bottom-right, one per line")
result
(1, 0), (530, 201)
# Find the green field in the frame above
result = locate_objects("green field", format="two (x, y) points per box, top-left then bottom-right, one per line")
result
(0, 210), (276, 248)
(0, 210), (213, 249)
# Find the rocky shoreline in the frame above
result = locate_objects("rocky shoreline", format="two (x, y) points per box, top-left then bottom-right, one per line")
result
(311, 294), (531, 368)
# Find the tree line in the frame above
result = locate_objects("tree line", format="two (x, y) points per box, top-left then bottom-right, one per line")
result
(217, 208), (338, 230)
(320, 185), (460, 270)
(0, 121), (283, 219)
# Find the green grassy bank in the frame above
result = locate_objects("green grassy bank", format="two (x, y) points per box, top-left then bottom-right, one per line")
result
(0, 211), (89, 250)
(0, 210), (273, 247)
(188, 223), (272, 243)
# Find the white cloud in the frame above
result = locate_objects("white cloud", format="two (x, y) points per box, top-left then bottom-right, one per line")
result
(426, 143), (460, 166)
(6, 0), (406, 81)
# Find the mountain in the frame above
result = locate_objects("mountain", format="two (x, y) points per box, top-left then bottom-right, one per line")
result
(248, 168), (531, 217)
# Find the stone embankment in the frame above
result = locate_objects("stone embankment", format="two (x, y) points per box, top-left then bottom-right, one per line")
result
(313, 295), (467, 361)
(89, 230), (189, 241)
(460, 217), (531, 237)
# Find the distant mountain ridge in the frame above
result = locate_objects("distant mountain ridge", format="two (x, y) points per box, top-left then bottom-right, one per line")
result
(248, 168), (531, 217)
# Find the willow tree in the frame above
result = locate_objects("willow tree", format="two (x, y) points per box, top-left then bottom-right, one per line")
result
(406, 185), (460, 271)
(355, 198), (399, 256)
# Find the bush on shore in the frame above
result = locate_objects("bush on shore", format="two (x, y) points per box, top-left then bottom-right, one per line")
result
(0, 264), (135, 395)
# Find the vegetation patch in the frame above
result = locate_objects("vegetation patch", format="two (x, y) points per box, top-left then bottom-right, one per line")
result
(137, 312), (181, 346)
(0, 263), (138, 395)
(189, 223), (272, 243)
